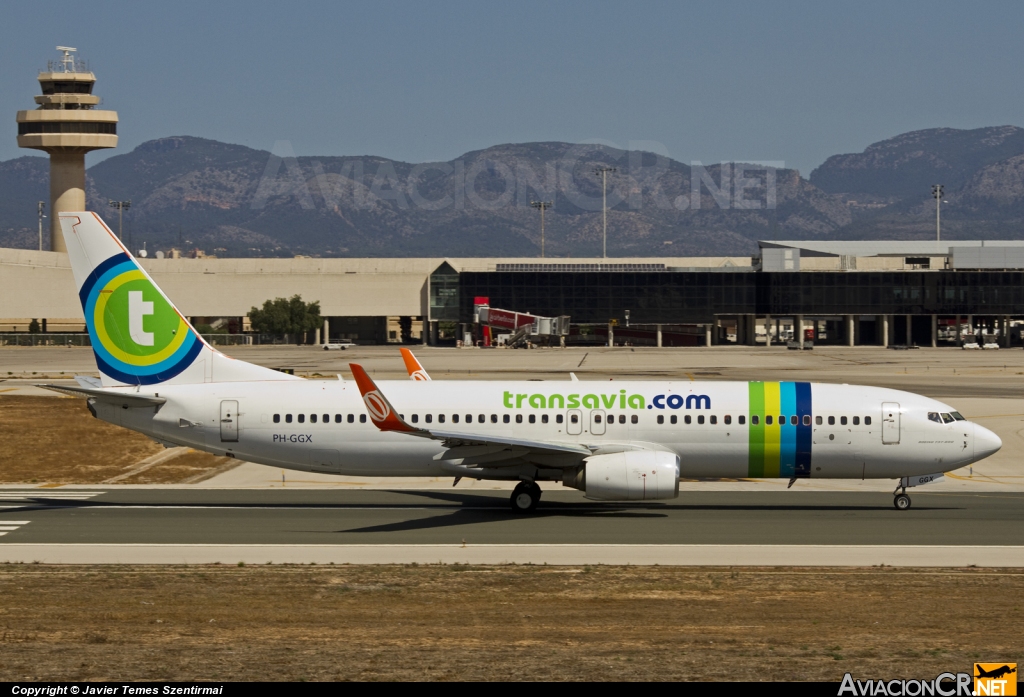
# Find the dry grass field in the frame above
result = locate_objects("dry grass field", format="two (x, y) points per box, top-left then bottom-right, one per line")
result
(0, 565), (1020, 682)
(0, 396), (233, 484)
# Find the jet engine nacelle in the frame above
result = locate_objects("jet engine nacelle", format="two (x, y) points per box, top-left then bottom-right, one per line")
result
(564, 450), (680, 501)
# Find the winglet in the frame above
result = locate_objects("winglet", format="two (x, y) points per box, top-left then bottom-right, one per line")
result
(400, 348), (431, 381)
(349, 363), (420, 433)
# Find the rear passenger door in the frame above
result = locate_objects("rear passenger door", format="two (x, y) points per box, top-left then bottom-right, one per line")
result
(567, 409), (582, 435)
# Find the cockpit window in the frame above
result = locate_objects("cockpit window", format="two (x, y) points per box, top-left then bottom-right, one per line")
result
(950, 412), (966, 421)
(928, 412), (942, 423)
(941, 413), (954, 424)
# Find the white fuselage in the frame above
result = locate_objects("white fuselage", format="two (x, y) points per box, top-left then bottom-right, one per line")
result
(92, 379), (999, 482)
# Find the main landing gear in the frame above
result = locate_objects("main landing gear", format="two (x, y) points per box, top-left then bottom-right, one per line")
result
(510, 481), (542, 513)
(893, 482), (912, 511)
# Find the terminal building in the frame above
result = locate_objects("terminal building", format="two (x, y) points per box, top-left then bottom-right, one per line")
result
(3, 239), (1024, 348)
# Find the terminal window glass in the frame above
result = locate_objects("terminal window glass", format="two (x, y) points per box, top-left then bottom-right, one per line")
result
(670, 415), (677, 425)
(273, 414), (280, 423)
(360, 415), (366, 423)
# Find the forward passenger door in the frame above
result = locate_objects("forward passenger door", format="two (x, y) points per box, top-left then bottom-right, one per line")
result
(882, 402), (900, 444)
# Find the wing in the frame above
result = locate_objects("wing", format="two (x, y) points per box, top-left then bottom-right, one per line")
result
(400, 348), (431, 381)
(348, 363), (589, 468)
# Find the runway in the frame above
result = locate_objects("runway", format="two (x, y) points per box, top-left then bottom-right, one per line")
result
(2, 489), (1023, 565)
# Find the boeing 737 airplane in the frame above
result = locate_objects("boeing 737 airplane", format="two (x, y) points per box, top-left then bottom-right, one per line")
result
(43, 212), (1002, 512)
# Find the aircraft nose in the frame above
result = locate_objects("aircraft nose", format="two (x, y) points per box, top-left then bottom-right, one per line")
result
(973, 423), (1002, 462)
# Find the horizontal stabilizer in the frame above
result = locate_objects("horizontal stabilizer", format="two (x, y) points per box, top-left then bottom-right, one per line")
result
(38, 383), (166, 407)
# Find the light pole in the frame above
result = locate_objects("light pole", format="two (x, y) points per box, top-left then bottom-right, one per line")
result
(530, 200), (552, 258)
(931, 185), (944, 242)
(108, 199), (131, 241)
(37, 201), (46, 251)
(593, 166), (616, 258)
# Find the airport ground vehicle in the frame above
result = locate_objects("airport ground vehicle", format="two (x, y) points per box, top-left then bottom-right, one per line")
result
(45, 212), (1002, 512)
(323, 340), (356, 351)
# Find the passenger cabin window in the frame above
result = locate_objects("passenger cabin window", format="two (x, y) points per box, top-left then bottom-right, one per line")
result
(452, 414), (459, 424)
(765, 416), (773, 426)
(491, 415), (498, 423)
(310, 414), (317, 423)
(541, 414), (549, 424)
(790, 416), (798, 426)
(516, 414), (523, 424)
(529, 415), (536, 424)
(670, 415), (677, 425)
(738, 415), (745, 425)
(619, 415), (625, 424)
(478, 415), (485, 423)
(697, 415), (705, 425)
(853, 416), (860, 425)
(724, 415), (732, 425)
(323, 414), (329, 423)
(657, 415), (664, 424)
(503, 414), (510, 424)
(335, 414), (342, 423)
(411, 414), (419, 424)
(570, 414), (578, 423)
(425, 414), (432, 424)
(557, 414), (565, 424)
(631, 415), (638, 424)
(298, 414), (305, 423)
(815, 416), (822, 425)
(273, 414), (280, 423)
(684, 415), (691, 424)
(864, 416), (872, 425)
(286, 414), (292, 423)
(828, 416), (835, 426)
(348, 414), (355, 423)
(466, 414), (472, 423)
(710, 415), (717, 425)
(359, 415), (366, 423)
(840, 416), (847, 425)
(438, 414), (445, 423)
(752, 415), (759, 425)
(803, 415), (811, 426)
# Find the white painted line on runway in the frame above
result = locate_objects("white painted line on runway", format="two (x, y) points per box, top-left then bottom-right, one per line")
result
(1, 544), (1022, 567)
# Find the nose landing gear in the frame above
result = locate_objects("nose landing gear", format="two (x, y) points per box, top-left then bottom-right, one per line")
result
(893, 482), (912, 510)
(510, 481), (542, 513)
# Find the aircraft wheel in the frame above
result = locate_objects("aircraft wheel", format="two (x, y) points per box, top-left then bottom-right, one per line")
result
(510, 482), (539, 513)
(894, 493), (912, 510)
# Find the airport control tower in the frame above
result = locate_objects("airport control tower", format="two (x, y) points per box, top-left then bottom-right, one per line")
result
(16, 47), (118, 253)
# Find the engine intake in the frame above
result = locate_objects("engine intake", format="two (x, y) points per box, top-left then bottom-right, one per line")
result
(563, 450), (680, 501)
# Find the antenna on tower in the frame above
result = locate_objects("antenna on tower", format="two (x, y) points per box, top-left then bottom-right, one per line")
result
(55, 46), (78, 72)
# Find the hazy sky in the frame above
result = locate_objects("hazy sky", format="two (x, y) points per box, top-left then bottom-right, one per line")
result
(2, 0), (1021, 176)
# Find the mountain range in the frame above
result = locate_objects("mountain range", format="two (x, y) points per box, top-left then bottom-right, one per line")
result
(2, 126), (1024, 257)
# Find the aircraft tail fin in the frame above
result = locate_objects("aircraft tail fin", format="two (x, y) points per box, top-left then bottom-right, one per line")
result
(59, 211), (298, 387)
(400, 348), (431, 381)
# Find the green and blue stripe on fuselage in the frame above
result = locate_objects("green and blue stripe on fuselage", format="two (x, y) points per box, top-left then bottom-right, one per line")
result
(748, 381), (812, 478)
